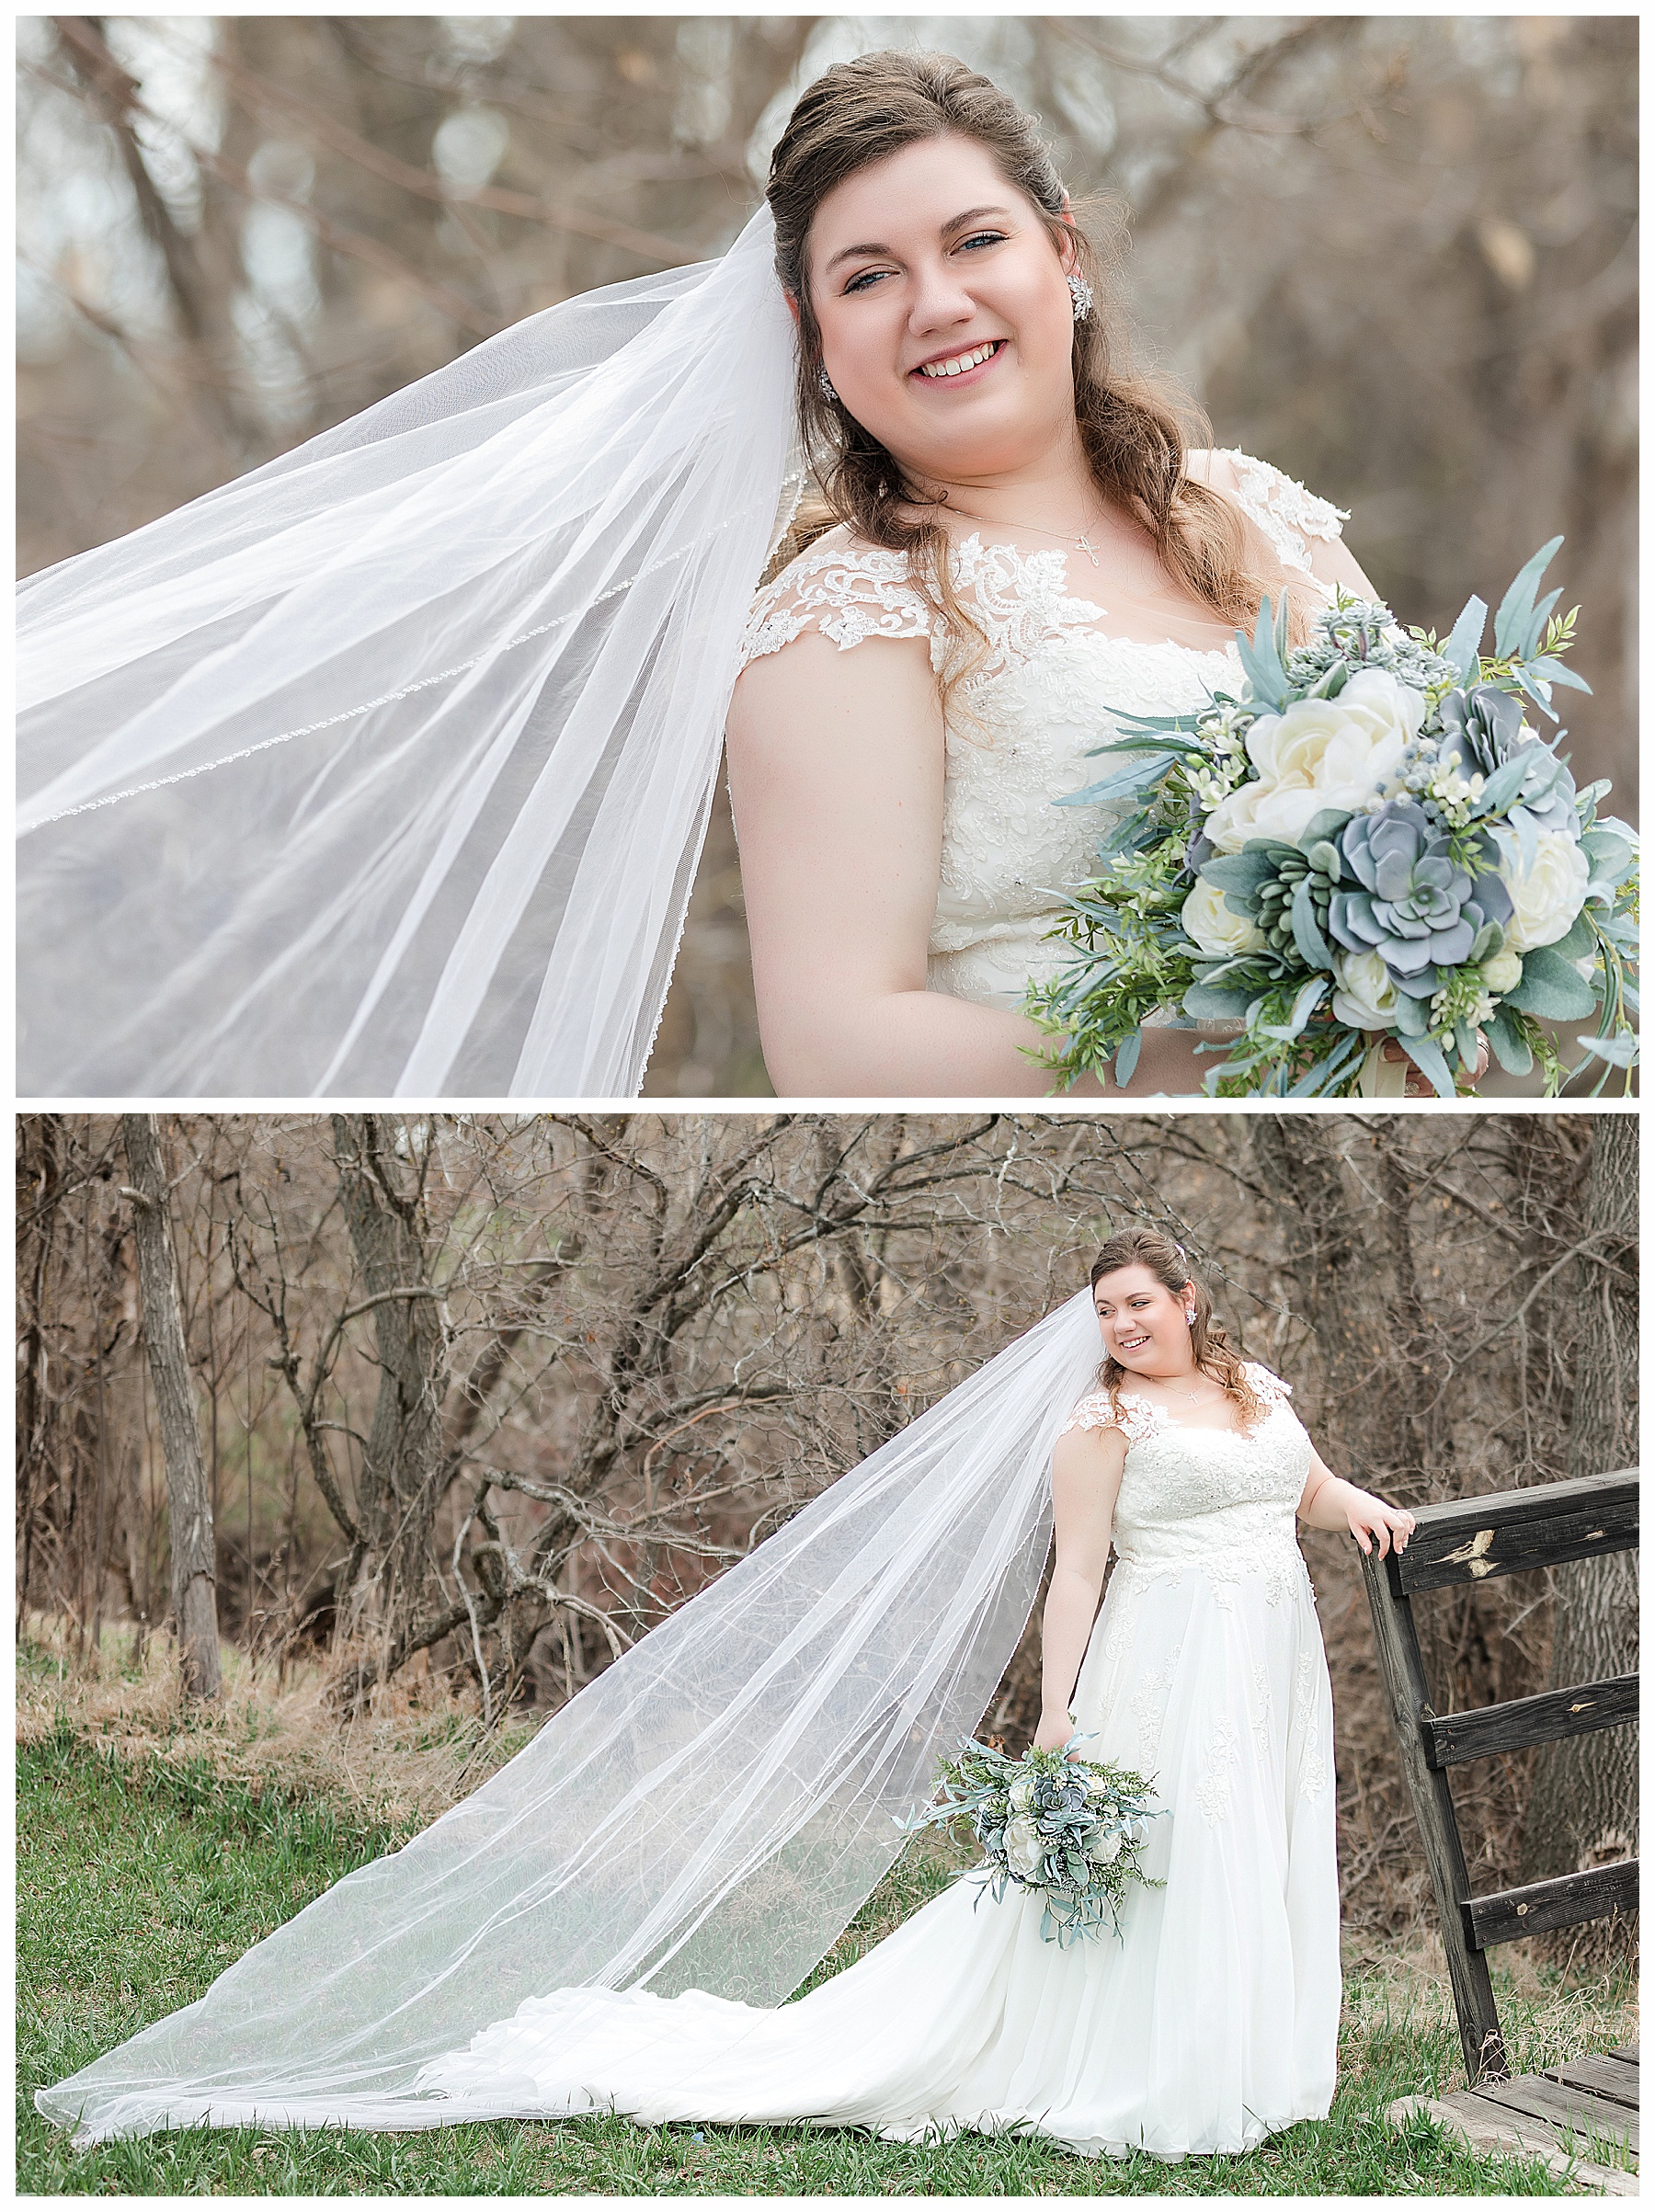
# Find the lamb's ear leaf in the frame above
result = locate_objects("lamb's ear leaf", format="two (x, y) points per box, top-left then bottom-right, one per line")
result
(1290, 877), (1334, 971)
(1491, 537), (1563, 658)
(1399, 1031), (1456, 1099)
(1443, 596), (1487, 681)
(1182, 980), (1255, 1020)
(1200, 851), (1281, 899)
(1112, 1030), (1143, 1088)
(1547, 910), (1596, 963)
(1574, 1032), (1638, 1069)
(1235, 598), (1292, 709)
(1485, 1004), (1534, 1077)
(1504, 943), (1597, 1020)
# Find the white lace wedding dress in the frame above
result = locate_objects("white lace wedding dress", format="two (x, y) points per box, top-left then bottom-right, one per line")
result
(738, 450), (1347, 1013)
(417, 1362), (1341, 2161)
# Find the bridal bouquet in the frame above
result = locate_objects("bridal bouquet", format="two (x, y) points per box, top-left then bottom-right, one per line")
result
(903, 1736), (1165, 1946)
(1027, 541), (1638, 1097)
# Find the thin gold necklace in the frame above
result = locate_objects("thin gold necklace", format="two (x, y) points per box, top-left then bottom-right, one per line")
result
(941, 505), (1105, 568)
(1167, 1373), (1221, 1403)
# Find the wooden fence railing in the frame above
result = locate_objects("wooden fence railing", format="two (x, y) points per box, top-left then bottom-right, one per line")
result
(1359, 1469), (1638, 2087)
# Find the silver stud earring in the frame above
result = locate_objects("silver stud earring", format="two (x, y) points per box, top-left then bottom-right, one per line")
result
(817, 366), (837, 403)
(1184, 1308), (1195, 1326)
(1067, 271), (1093, 323)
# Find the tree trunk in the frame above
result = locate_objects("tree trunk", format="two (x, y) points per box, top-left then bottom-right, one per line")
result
(329, 1114), (449, 1701)
(1518, 1118), (1638, 1950)
(121, 1113), (222, 1701)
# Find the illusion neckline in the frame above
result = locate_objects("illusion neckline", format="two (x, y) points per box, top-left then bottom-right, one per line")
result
(1117, 1388), (1267, 1443)
(948, 530), (1246, 663)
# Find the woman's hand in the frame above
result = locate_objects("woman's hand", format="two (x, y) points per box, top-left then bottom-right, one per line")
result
(1345, 1490), (1417, 1557)
(1032, 1708), (1075, 1753)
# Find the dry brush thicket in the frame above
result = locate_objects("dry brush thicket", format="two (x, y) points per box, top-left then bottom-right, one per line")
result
(16, 1111), (1636, 1947)
(16, 17), (1637, 1094)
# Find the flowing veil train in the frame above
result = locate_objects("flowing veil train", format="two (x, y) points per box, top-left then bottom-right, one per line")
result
(18, 207), (800, 1098)
(39, 1288), (1105, 2144)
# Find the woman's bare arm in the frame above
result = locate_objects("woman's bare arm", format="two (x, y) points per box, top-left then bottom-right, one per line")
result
(725, 631), (1203, 1097)
(1296, 1442), (1416, 1556)
(1033, 1421), (1126, 1750)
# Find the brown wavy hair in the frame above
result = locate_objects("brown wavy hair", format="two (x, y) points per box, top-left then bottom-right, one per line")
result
(1090, 1226), (1263, 1430)
(764, 51), (1313, 709)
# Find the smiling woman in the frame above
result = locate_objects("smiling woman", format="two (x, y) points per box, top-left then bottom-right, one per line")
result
(724, 52), (1398, 1098)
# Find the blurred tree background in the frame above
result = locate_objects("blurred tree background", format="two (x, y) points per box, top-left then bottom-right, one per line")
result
(16, 1109), (1638, 1949)
(17, 16), (1637, 1095)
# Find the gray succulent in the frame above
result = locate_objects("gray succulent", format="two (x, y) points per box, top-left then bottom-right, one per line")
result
(1437, 682), (1577, 836)
(1327, 799), (1512, 994)
(1284, 599), (1455, 698)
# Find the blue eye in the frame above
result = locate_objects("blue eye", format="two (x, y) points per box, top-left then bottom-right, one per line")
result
(842, 268), (887, 295)
(959, 230), (1007, 252)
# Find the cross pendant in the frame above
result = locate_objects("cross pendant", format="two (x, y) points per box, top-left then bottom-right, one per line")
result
(1075, 534), (1101, 568)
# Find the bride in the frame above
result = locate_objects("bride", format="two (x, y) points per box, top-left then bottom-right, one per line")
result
(39, 1228), (1415, 2160)
(731, 52), (1382, 1099)
(17, 49), (1444, 1100)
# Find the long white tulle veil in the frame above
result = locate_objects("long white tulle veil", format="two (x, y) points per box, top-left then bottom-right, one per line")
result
(18, 206), (801, 1098)
(36, 1287), (1102, 2144)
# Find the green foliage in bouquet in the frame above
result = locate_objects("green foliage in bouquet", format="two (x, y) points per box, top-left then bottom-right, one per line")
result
(902, 1736), (1165, 1947)
(1028, 541), (1638, 1098)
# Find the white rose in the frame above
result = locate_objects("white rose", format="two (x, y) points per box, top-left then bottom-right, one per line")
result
(1002, 1816), (1044, 1878)
(1479, 948), (1524, 995)
(1503, 830), (1592, 952)
(1204, 670), (1421, 854)
(1330, 948), (1400, 1032)
(1181, 876), (1265, 957)
(1088, 1828), (1124, 1865)
(1008, 1779), (1034, 1812)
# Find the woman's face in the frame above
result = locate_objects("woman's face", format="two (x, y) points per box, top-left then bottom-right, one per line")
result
(803, 133), (1079, 492)
(1092, 1265), (1196, 1376)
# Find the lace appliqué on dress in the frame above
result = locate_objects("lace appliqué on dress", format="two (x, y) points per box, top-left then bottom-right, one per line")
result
(738, 543), (932, 667)
(1216, 450), (1349, 577)
(1061, 1389), (1163, 1446)
(1242, 1361), (1294, 1409)
(1195, 1716), (1241, 1828)
(1293, 1648), (1330, 1801)
(1132, 1656), (1177, 1763)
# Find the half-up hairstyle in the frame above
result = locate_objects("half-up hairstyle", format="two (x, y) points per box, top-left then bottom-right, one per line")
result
(764, 51), (1313, 708)
(1090, 1226), (1263, 1431)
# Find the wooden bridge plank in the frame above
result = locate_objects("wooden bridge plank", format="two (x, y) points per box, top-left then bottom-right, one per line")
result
(1423, 1675), (1638, 1767)
(1466, 1860), (1638, 1949)
(1606, 2046), (1638, 2066)
(1387, 2093), (1638, 2194)
(1472, 2073), (1638, 2155)
(1543, 2055), (1641, 2111)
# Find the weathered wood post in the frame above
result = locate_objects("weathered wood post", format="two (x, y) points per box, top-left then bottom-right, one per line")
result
(1359, 1543), (1506, 2082)
(1360, 1471), (1638, 2090)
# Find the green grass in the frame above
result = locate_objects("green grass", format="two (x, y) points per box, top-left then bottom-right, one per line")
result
(17, 1718), (1632, 2195)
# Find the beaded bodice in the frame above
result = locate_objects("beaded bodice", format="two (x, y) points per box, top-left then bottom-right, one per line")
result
(1061, 1363), (1312, 1596)
(738, 451), (1348, 1011)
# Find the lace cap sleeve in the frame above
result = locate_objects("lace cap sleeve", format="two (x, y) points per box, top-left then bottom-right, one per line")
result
(738, 539), (934, 670)
(1244, 1361), (1294, 1408)
(1059, 1389), (1162, 1445)
(1215, 450), (1349, 576)
(1060, 1389), (1120, 1441)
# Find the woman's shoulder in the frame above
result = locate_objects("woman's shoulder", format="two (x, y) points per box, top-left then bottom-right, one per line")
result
(1059, 1387), (1155, 1445)
(1241, 1359), (1295, 1407)
(1186, 446), (1350, 575)
(738, 522), (933, 674)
